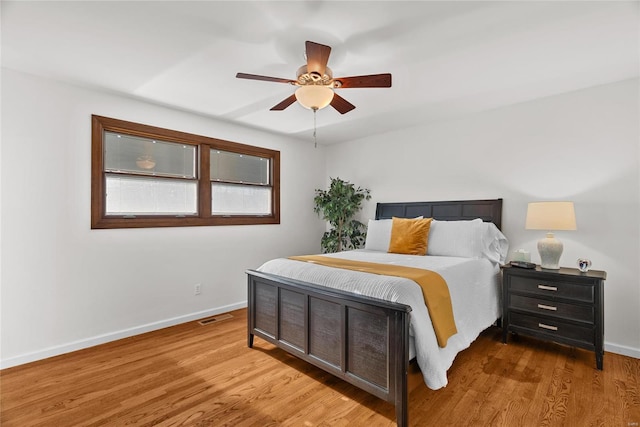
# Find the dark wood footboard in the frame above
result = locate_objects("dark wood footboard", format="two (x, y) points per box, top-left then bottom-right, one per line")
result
(247, 270), (412, 427)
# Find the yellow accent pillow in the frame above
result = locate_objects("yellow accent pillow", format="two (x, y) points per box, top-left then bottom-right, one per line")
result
(388, 217), (433, 255)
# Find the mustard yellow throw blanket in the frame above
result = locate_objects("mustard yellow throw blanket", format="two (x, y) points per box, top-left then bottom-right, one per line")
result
(288, 255), (458, 347)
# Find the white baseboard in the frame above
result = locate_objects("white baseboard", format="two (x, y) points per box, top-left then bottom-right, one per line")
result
(0, 301), (247, 370)
(3, 303), (637, 370)
(605, 341), (640, 359)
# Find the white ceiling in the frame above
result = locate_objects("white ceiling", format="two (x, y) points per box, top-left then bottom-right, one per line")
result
(2, 1), (638, 144)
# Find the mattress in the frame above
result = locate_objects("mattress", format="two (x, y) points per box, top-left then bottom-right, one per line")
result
(257, 249), (501, 390)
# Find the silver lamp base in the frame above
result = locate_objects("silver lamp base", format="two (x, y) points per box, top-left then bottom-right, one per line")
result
(538, 232), (563, 269)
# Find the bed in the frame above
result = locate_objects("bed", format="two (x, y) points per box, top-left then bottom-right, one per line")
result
(246, 199), (506, 426)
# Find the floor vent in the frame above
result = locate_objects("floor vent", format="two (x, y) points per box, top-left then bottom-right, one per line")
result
(198, 313), (233, 325)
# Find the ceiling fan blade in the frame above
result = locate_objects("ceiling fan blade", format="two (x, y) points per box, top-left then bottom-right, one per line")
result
(270, 94), (297, 111)
(305, 41), (331, 77)
(333, 73), (392, 88)
(236, 73), (296, 84)
(330, 93), (356, 114)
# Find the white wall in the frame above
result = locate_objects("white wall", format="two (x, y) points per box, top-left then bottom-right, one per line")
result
(325, 79), (640, 358)
(2, 71), (638, 368)
(0, 69), (326, 368)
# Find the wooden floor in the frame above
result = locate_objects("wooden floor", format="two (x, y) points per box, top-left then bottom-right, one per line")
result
(1, 309), (638, 426)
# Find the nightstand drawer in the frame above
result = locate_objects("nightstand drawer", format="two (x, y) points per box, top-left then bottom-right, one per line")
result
(509, 276), (594, 302)
(509, 294), (594, 323)
(510, 312), (594, 344)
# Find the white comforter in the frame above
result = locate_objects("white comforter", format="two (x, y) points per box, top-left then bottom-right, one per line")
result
(257, 249), (501, 390)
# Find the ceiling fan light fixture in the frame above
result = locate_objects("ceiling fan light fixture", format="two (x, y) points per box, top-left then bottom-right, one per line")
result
(236, 41), (390, 114)
(295, 85), (334, 110)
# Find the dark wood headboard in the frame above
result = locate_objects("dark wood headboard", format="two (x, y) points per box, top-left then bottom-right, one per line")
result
(375, 198), (503, 230)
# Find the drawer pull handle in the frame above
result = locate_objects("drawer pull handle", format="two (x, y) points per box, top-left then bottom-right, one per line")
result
(538, 323), (558, 331)
(537, 304), (557, 311)
(538, 284), (558, 292)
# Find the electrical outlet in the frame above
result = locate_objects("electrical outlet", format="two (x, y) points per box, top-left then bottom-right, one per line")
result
(194, 284), (201, 295)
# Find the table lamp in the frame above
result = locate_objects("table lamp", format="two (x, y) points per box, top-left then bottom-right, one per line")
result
(525, 201), (576, 269)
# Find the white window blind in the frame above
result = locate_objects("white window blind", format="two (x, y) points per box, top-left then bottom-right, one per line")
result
(104, 131), (197, 216)
(210, 149), (272, 215)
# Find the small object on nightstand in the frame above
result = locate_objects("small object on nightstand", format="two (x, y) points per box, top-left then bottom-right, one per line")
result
(510, 261), (536, 269)
(513, 249), (531, 262)
(577, 258), (592, 272)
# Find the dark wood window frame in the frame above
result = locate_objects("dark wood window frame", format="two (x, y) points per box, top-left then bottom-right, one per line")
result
(91, 115), (280, 229)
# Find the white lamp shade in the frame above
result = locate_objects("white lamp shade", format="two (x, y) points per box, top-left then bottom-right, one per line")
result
(525, 201), (577, 231)
(295, 86), (334, 110)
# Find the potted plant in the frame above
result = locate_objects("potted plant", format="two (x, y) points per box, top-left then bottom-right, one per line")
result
(313, 177), (371, 253)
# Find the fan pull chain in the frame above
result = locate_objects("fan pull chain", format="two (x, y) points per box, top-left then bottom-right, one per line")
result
(313, 107), (318, 148)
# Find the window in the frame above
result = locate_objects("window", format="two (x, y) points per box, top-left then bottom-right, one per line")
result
(104, 133), (198, 216)
(210, 150), (272, 215)
(91, 115), (280, 229)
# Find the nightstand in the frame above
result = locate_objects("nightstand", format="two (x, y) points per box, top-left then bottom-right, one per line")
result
(502, 265), (606, 369)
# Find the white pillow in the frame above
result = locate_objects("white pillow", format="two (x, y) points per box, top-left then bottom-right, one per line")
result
(427, 219), (508, 263)
(480, 222), (509, 264)
(427, 219), (483, 258)
(364, 219), (392, 251)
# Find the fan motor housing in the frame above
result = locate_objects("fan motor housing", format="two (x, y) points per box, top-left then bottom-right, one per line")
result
(296, 65), (334, 86)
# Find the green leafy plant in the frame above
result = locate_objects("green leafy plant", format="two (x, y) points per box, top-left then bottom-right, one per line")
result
(313, 177), (371, 253)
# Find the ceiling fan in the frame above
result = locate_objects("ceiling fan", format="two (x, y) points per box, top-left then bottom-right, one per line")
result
(236, 41), (392, 114)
